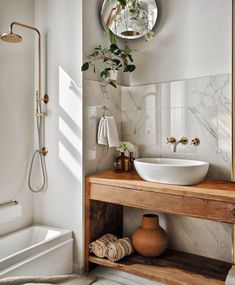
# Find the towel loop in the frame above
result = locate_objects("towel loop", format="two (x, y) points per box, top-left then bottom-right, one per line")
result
(103, 106), (111, 118)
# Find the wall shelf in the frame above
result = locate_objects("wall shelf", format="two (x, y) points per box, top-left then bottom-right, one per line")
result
(85, 171), (235, 284)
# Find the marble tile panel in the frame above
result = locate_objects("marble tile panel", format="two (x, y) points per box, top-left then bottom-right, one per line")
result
(185, 75), (220, 107)
(121, 84), (159, 112)
(218, 223), (232, 262)
(160, 81), (186, 109)
(84, 80), (121, 174)
(161, 108), (186, 136)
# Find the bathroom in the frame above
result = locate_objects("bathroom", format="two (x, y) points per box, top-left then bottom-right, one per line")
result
(0, 0), (234, 284)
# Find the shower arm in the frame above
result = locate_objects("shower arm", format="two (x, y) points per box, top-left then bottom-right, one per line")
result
(10, 22), (42, 101)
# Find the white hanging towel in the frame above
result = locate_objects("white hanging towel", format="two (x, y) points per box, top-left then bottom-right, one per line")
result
(97, 116), (119, 147)
(226, 265), (235, 285)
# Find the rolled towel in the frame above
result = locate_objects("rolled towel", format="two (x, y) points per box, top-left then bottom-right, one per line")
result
(119, 237), (134, 256)
(106, 238), (134, 262)
(226, 265), (235, 285)
(89, 234), (118, 258)
(97, 116), (119, 147)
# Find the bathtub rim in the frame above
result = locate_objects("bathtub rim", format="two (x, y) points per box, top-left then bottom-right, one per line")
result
(0, 224), (72, 268)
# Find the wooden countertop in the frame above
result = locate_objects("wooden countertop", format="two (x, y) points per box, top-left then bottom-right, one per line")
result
(86, 171), (235, 204)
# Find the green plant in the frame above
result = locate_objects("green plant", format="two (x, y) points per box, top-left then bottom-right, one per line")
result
(117, 141), (135, 153)
(81, 31), (136, 88)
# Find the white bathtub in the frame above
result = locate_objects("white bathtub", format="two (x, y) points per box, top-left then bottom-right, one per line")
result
(0, 225), (73, 278)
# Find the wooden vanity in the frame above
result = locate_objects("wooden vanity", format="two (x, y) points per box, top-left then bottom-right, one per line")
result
(85, 171), (235, 285)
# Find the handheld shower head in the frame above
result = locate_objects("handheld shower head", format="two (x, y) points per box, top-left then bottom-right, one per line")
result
(0, 32), (22, 43)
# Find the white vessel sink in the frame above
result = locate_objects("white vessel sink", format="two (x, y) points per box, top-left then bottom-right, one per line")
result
(134, 158), (209, 185)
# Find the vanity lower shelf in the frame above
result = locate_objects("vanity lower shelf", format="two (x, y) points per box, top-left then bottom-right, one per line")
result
(85, 171), (235, 284)
(89, 249), (231, 285)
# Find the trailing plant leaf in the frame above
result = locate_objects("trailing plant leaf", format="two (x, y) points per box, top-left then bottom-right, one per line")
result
(113, 59), (121, 66)
(110, 44), (121, 55)
(100, 68), (112, 80)
(100, 70), (107, 80)
(81, 62), (89, 71)
(109, 80), (117, 88)
(124, 64), (136, 72)
(108, 29), (117, 45)
(129, 64), (136, 72)
(123, 64), (130, 72)
(124, 45), (132, 55)
(126, 54), (133, 62)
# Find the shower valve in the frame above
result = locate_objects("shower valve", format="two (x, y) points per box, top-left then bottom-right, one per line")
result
(41, 147), (48, 156)
(36, 94), (49, 104)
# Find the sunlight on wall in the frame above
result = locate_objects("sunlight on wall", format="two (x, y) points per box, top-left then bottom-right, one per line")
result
(58, 66), (82, 181)
(59, 117), (82, 151)
(59, 66), (82, 126)
(59, 142), (82, 180)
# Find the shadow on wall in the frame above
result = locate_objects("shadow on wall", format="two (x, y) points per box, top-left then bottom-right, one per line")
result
(58, 66), (82, 181)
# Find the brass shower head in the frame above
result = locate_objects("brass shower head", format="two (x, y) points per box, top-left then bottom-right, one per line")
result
(0, 32), (22, 43)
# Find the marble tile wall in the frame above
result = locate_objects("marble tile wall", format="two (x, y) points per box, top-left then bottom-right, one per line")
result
(84, 80), (121, 175)
(121, 74), (232, 262)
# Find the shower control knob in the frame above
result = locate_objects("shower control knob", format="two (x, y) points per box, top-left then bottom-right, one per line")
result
(43, 94), (49, 104)
(41, 147), (48, 156)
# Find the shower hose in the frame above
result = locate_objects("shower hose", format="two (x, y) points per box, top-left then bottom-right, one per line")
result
(28, 93), (47, 193)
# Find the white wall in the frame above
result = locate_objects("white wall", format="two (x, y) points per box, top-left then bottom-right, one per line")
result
(34, 0), (83, 272)
(0, 0), (34, 235)
(126, 0), (232, 85)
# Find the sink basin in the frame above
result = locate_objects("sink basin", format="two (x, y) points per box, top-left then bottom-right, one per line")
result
(134, 158), (209, 185)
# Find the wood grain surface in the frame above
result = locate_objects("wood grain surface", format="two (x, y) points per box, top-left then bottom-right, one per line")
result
(89, 249), (232, 285)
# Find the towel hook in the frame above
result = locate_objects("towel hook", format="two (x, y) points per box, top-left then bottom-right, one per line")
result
(103, 106), (111, 118)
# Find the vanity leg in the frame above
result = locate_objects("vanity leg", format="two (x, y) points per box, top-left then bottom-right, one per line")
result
(232, 224), (235, 264)
(84, 181), (91, 272)
(84, 181), (123, 272)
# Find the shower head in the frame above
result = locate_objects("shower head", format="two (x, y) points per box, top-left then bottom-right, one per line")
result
(0, 32), (22, 43)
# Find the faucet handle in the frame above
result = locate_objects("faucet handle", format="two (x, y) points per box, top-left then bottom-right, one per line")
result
(166, 136), (176, 144)
(179, 136), (188, 145)
(191, 137), (200, 146)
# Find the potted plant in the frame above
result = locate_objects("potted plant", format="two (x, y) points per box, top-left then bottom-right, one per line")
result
(81, 32), (136, 88)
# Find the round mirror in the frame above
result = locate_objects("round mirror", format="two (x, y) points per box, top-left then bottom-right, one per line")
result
(101, 0), (158, 40)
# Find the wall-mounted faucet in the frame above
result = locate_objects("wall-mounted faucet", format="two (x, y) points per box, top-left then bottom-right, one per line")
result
(166, 136), (188, 152)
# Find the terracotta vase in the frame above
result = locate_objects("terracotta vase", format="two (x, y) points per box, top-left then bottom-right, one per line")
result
(132, 214), (168, 257)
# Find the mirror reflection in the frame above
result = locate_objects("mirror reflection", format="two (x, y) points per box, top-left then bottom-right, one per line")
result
(101, 0), (158, 40)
